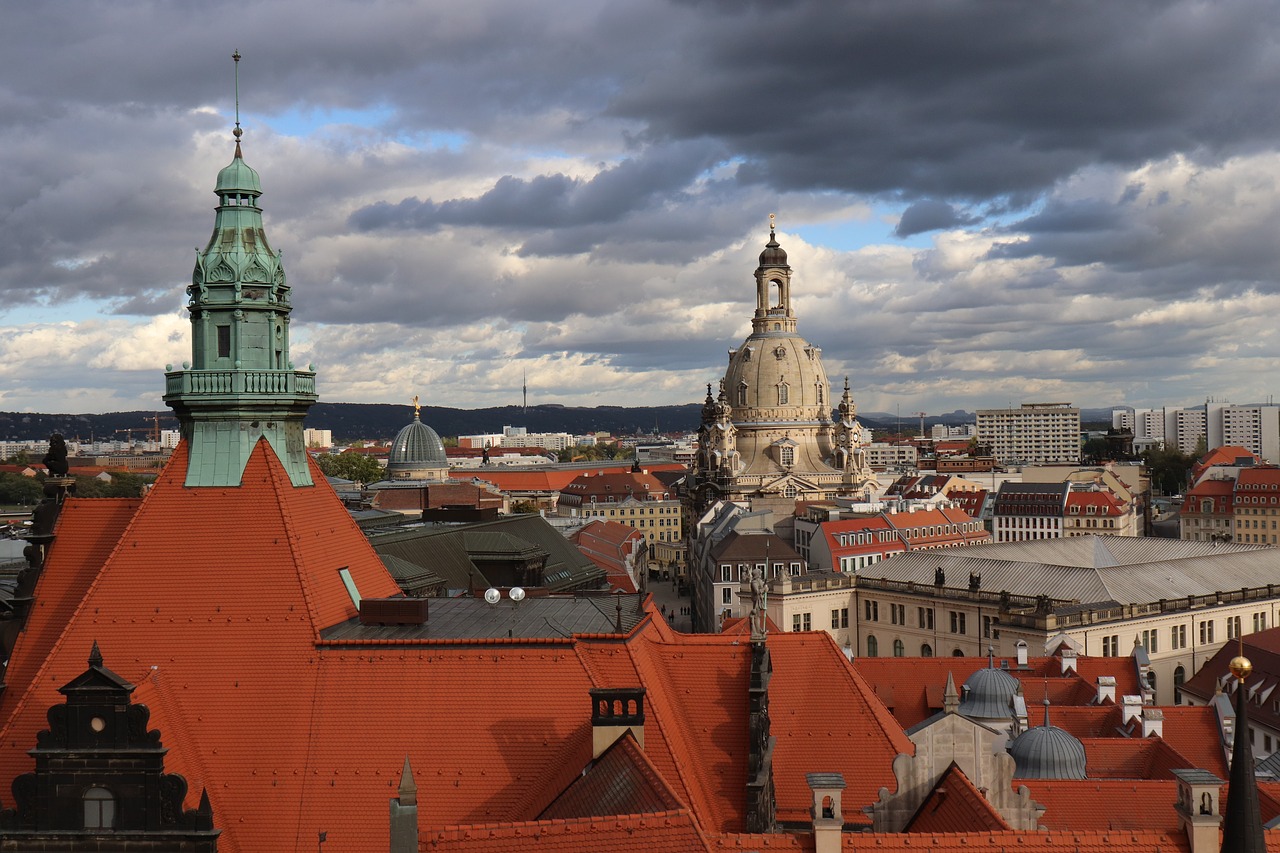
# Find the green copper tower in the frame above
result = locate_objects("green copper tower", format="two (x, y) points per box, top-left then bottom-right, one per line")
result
(163, 56), (317, 486)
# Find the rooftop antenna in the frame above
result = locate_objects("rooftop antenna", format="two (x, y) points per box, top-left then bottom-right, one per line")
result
(231, 51), (243, 152)
(523, 369), (527, 415)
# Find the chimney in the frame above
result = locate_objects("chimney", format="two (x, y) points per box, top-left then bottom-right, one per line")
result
(1171, 768), (1223, 853)
(1142, 707), (1164, 738)
(1121, 694), (1143, 726)
(1060, 647), (1078, 675)
(1015, 640), (1028, 668)
(1096, 675), (1116, 705)
(806, 773), (846, 853)
(389, 757), (418, 853)
(590, 687), (645, 759)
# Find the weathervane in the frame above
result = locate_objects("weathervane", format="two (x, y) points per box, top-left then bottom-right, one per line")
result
(232, 50), (243, 143)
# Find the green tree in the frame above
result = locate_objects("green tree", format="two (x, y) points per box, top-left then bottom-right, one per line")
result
(315, 452), (385, 484)
(1142, 445), (1193, 495)
(0, 473), (43, 506)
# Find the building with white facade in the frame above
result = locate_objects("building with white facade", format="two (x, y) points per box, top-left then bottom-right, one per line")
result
(976, 403), (1080, 465)
(1208, 403), (1280, 464)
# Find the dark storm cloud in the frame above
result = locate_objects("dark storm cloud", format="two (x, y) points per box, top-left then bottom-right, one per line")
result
(611, 0), (1280, 200)
(894, 200), (979, 237)
(348, 140), (729, 252)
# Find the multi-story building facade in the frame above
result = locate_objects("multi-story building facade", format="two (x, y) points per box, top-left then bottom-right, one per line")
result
(1063, 489), (1134, 536)
(991, 481), (1070, 542)
(1180, 476), (1236, 542)
(756, 535), (1280, 705)
(864, 443), (918, 471)
(1232, 466), (1280, 546)
(556, 469), (683, 557)
(1208, 403), (1280, 463)
(976, 403), (1080, 465)
(805, 506), (990, 572)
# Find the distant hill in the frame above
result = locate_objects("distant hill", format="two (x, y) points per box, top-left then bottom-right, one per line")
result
(0, 403), (1123, 445)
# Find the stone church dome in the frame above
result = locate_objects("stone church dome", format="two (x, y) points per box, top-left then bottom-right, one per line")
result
(387, 409), (447, 480)
(689, 219), (877, 512)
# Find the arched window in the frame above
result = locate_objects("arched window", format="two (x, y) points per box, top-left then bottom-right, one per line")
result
(778, 383), (789, 406)
(84, 787), (115, 829)
(816, 384), (823, 406)
(737, 382), (748, 407)
(780, 445), (795, 467)
(893, 639), (905, 657)
(952, 648), (965, 657)
(1147, 670), (1157, 693)
(866, 635), (879, 657)
(921, 643), (933, 657)
(783, 482), (798, 499)
(1174, 665), (1185, 704)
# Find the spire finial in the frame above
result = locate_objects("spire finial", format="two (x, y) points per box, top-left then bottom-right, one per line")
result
(232, 51), (244, 152)
(88, 640), (103, 669)
(768, 212), (776, 237)
(412, 395), (420, 419)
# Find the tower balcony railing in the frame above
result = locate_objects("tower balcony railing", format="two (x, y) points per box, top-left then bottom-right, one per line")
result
(164, 368), (317, 397)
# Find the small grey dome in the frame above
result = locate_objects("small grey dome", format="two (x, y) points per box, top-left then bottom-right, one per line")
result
(1009, 723), (1087, 779)
(958, 666), (1020, 720)
(759, 231), (788, 267)
(388, 416), (447, 475)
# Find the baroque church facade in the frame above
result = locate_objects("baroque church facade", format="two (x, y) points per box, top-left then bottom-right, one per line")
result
(689, 223), (876, 518)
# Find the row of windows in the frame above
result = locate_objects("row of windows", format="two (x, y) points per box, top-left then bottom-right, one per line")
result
(864, 637), (938, 657)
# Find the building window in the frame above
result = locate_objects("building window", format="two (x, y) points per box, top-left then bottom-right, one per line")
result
(831, 609), (841, 629)
(1171, 624), (1187, 649)
(722, 587), (732, 605)
(216, 325), (231, 358)
(918, 607), (934, 630)
(1174, 665), (1185, 704)
(777, 383), (790, 406)
(982, 615), (999, 639)
(949, 611), (966, 635)
(866, 635), (879, 657)
(1227, 615), (1242, 640)
(793, 614), (802, 631)
(84, 787), (115, 830)
(890, 603), (905, 625)
(893, 639), (905, 657)
(1256, 612), (1269, 633)
(1141, 629), (1158, 653)
(738, 382), (748, 407)
(1102, 634), (1120, 656)
(865, 600), (879, 622)
(780, 445), (795, 467)
(1199, 620), (1215, 644)
(921, 643), (933, 657)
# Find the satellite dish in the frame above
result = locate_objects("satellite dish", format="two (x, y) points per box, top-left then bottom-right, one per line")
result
(483, 588), (501, 605)
(509, 586), (526, 602)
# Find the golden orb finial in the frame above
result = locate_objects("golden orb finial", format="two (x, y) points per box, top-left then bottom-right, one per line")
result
(412, 395), (420, 419)
(768, 213), (776, 234)
(1230, 655), (1253, 681)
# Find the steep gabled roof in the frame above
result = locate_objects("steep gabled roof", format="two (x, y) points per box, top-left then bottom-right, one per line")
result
(539, 731), (685, 820)
(904, 762), (1011, 833)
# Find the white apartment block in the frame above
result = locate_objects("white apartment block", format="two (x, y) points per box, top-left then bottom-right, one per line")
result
(864, 443), (918, 471)
(1208, 403), (1280, 463)
(975, 403), (1080, 466)
(1167, 408), (1207, 455)
(302, 428), (332, 449)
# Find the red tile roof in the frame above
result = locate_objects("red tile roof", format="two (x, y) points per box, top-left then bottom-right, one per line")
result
(539, 731), (684, 820)
(904, 762), (1011, 833)
(0, 439), (915, 850)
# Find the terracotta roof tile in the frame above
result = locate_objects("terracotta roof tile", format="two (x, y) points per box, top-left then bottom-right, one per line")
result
(423, 810), (712, 852)
(539, 731), (685, 820)
(904, 762), (1011, 833)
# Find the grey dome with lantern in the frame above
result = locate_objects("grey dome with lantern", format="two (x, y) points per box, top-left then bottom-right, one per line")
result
(387, 409), (448, 480)
(958, 661), (1021, 721)
(1008, 702), (1087, 779)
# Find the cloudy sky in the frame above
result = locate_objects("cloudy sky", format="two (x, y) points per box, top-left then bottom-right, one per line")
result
(6, 0), (1280, 419)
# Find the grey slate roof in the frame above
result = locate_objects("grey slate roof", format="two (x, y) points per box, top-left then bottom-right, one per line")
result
(367, 515), (606, 592)
(864, 535), (1280, 607)
(321, 592), (646, 640)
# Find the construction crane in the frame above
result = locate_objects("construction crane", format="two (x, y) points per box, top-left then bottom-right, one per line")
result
(148, 412), (176, 444)
(114, 428), (140, 448)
